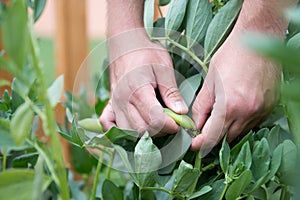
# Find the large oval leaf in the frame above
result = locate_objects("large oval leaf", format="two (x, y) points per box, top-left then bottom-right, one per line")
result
(165, 0), (188, 36)
(11, 102), (34, 146)
(204, 0), (244, 59)
(185, 0), (212, 48)
(144, 0), (155, 36)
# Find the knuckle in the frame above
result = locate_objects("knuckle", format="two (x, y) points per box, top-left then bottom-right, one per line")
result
(164, 87), (180, 99)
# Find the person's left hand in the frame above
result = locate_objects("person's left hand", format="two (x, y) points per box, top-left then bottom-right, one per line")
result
(191, 30), (281, 153)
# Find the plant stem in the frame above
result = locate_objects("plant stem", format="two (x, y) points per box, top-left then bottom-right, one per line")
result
(280, 186), (287, 200)
(29, 22), (70, 199)
(157, 4), (163, 18)
(219, 183), (229, 200)
(2, 147), (7, 172)
(106, 149), (115, 179)
(29, 140), (60, 187)
(91, 152), (104, 200)
(187, 151), (202, 195)
(201, 160), (219, 172)
(151, 36), (208, 73)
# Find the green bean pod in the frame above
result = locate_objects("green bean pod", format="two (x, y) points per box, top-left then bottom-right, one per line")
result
(163, 108), (196, 130)
(78, 118), (104, 133)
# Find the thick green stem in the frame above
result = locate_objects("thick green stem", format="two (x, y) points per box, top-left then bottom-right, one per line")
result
(29, 25), (70, 200)
(91, 152), (104, 200)
(106, 149), (115, 179)
(187, 151), (202, 195)
(219, 183), (229, 200)
(2, 148), (7, 172)
(151, 36), (208, 73)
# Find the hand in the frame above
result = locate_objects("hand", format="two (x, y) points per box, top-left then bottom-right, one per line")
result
(191, 29), (281, 153)
(100, 34), (188, 136)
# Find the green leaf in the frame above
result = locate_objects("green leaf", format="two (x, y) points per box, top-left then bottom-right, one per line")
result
(134, 133), (162, 187)
(231, 131), (253, 158)
(172, 160), (200, 194)
(47, 75), (64, 107)
(0, 169), (51, 200)
(246, 171), (270, 195)
(268, 143), (283, 181)
(278, 140), (297, 184)
(11, 102), (34, 146)
(188, 186), (212, 199)
(33, 156), (44, 200)
(287, 32), (300, 49)
(144, 0), (155, 36)
(251, 138), (270, 180)
(165, 0), (188, 36)
(12, 153), (39, 168)
(232, 142), (252, 172)
(105, 126), (139, 143)
(179, 73), (202, 107)
(2, 0), (28, 69)
(197, 179), (226, 200)
(225, 170), (252, 200)
(204, 0), (243, 59)
(33, 0), (47, 22)
(185, 0), (212, 48)
(102, 179), (123, 200)
(219, 136), (230, 174)
(159, 0), (170, 6)
(71, 145), (96, 174)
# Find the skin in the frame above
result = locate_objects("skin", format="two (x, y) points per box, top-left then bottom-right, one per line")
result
(101, 0), (298, 151)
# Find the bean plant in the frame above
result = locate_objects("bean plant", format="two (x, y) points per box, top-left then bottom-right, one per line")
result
(0, 0), (299, 200)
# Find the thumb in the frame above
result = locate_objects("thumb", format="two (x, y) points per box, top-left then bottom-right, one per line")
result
(154, 64), (188, 114)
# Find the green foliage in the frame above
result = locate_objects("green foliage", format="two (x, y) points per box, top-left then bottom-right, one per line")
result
(1, 0), (299, 199)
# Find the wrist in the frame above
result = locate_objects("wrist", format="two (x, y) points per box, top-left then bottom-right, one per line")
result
(233, 0), (297, 37)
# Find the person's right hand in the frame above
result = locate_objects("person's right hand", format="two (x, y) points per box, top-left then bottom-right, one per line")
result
(100, 35), (188, 136)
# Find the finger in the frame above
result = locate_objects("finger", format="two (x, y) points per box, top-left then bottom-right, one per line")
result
(192, 81), (215, 130)
(153, 64), (188, 114)
(130, 84), (179, 134)
(191, 103), (232, 156)
(127, 103), (149, 134)
(99, 102), (116, 130)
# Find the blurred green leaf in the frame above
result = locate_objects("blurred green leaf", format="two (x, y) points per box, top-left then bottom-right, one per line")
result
(246, 171), (270, 196)
(179, 73), (202, 107)
(134, 133), (162, 187)
(219, 136), (230, 174)
(231, 131), (253, 158)
(71, 145), (96, 174)
(165, 0), (188, 36)
(185, 0), (212, 48)
(251, 138), (270, 180)
(204, 0), (243, 59)
(287, 32), (300, 49)
(0, 169), (51, 200)
(12, 153), (38, 168)
(172, 160), (200, 194)
(11, 102), (33, 146)
(225, 170), (252, 200)
(144, 0), (155, 36)
(47, 75), (63, 107)
(2, 0), (28, 69)
(102, 179), (123, 200)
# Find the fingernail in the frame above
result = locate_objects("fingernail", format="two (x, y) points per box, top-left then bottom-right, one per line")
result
(173, 101), (188, 113)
